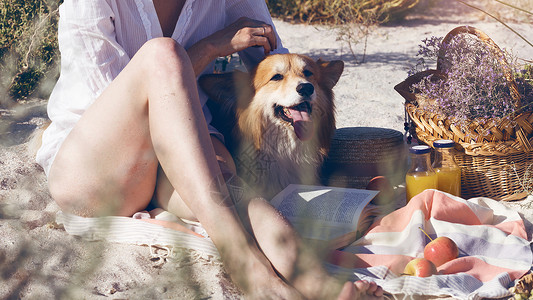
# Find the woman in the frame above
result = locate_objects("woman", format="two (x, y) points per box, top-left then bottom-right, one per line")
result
(36, 0), (384, 298)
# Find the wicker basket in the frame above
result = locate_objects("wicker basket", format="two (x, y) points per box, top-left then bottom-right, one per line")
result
(321, 127), (407, 189)
(395, 26), (533, 201)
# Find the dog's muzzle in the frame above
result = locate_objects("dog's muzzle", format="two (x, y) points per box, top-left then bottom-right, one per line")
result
(274, 101), (314, 141)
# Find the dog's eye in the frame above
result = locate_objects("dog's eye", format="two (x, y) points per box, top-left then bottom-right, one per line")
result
(303, 70), (313, 77)
(270, 74), (283, 81)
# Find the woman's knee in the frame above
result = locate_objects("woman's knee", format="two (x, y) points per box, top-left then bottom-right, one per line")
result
(139, 38), (191, 75)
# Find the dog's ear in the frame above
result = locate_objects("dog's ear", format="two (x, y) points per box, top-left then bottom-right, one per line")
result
(317, 59), (344, 90)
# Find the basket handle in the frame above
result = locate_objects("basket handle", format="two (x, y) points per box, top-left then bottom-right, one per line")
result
(436, 26), (522, 108)
(394, 70), (445, 104)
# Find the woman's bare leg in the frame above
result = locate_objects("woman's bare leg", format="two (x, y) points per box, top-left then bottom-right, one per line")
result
(250, 201), (384, 299)
(157, 137), (384, 299)
(48, 38), (301, 299)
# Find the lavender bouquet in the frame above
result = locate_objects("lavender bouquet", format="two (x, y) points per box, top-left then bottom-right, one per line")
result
(407, 28), (533, 126)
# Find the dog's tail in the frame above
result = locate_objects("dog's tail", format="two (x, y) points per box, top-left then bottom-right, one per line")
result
(27, 121), (50, 158)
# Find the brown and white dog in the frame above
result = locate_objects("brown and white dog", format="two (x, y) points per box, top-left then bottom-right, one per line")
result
(200, 54), (344, 199)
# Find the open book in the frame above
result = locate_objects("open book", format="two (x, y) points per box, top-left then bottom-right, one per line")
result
(271, 184), (380, 250)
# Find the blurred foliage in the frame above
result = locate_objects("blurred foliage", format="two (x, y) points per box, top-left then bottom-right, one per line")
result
(0, 0), (61, 103)
(265, 0), (420, 24)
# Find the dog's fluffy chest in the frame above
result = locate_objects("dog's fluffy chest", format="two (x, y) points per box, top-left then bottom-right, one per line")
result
(235, 128), (324, 198)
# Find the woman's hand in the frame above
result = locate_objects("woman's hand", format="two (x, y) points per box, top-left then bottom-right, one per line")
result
(206, 17), (277, 57)
(187, 17), (277, 75)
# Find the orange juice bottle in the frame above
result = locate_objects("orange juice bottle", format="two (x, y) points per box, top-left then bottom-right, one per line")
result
(406, 145), (437, 202)
(432, 139), (461, 196)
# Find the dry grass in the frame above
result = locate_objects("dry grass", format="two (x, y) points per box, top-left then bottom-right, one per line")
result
(477, 0), (533, 22)
(266, 0), (421, 24)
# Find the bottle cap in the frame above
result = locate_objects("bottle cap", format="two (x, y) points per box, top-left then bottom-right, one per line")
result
(409, 145), (431, 154)
(434, 139), (455, 148)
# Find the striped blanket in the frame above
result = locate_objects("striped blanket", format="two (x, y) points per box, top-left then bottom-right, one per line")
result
(327, 189), (532, 299)
(57, 189), (532, 299)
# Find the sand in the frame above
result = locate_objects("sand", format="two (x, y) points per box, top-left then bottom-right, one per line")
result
(1, 1), (532, 299)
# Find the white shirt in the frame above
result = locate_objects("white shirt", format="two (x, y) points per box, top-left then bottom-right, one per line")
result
(36, 0), (287, 176)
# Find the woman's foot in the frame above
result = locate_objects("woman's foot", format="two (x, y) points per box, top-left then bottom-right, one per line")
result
(338, 280), (384, 300)
(221, 240), (304, 299)
(290, 262), (384, 300)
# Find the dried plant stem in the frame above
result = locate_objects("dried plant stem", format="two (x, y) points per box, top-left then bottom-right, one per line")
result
(418, 227), (434, 241)
(362, 32), (369, 63)
(494, 0), (533, 16)
(22, 7), (59, 70)
(454, 0), (533, 49)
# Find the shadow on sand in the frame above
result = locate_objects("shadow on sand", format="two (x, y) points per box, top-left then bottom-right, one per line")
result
(0, 100), (48, 147)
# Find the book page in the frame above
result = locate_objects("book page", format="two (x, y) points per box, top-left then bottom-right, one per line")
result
(271, 184), (379, 240)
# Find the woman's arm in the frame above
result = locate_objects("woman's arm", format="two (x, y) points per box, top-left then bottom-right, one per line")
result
(186, 17), (277, 76)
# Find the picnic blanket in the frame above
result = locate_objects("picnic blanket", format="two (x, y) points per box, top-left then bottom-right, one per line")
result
(56, 209), (219, 257)
(57, 189), (532, 299)
(327, 189), (532, 299)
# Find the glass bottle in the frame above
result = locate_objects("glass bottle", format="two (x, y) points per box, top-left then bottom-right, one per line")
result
(406, 145), (437, 202)
(432, 139), (461, 197)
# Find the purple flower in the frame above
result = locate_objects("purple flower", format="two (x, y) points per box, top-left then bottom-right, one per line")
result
(408, 32), (533, 123)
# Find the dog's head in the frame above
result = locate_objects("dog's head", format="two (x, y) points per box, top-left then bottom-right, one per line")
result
(200, 54), (344, 157)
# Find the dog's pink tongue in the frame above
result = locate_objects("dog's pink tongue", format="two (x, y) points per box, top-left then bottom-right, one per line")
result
(288, 108), (314, 141)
